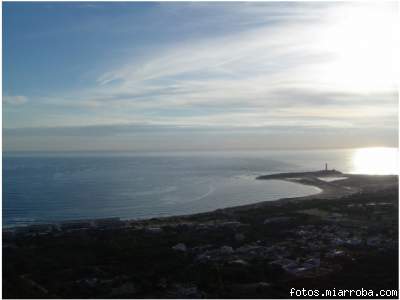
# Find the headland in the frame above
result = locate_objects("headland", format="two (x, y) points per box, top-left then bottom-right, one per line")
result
(3, 170), (398, 298)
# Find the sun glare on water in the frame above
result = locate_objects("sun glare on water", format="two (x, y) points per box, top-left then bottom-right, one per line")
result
(352, 147), (398, 175)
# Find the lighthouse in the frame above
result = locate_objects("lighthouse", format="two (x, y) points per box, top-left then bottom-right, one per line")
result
(325, 163), (328, 171)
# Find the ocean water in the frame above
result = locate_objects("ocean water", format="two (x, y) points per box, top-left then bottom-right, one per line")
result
(2, 148), (397, 227)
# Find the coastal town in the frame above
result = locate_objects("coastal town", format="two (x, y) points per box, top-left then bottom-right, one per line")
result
(4, 1), (398, 299)
(3, 171), (398, 298)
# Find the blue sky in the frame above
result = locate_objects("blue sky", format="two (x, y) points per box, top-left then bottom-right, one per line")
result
(3, 2), (398, 151)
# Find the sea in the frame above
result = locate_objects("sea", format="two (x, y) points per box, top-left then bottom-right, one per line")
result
(2, 148), (397, 227)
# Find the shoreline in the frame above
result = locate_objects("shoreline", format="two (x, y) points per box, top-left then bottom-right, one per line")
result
(2, 177), (319, 230)
(4, 169), (396, 232)
(4, 170), (398, 298)
(0, 171), (338, 230)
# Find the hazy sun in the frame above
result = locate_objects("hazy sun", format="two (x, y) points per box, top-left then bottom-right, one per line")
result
(352, 147), (398, 175)
(316, 2), (398, 92)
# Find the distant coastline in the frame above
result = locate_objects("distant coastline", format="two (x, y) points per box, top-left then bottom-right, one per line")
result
(4, 169), (397, 232)
(256, 169), (358, 200)
(3, 172), (321, 230)
(4, 169), (398, 298)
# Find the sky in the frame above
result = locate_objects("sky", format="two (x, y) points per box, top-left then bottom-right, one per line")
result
(3, 1), (399, 151)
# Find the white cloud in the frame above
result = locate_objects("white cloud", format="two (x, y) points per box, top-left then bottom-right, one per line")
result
(83, 2), (397, 124)
(3, 95), (28, 105)
(9, 2), (398, 133)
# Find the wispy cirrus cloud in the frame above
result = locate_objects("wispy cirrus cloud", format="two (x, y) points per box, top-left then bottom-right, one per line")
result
(3, 2), (398, 150)
(3, 95), (28, 106)
(66, 2), (394, 130)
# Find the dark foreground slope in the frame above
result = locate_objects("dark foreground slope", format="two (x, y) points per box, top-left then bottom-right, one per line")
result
(3, 173), (398, 298)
